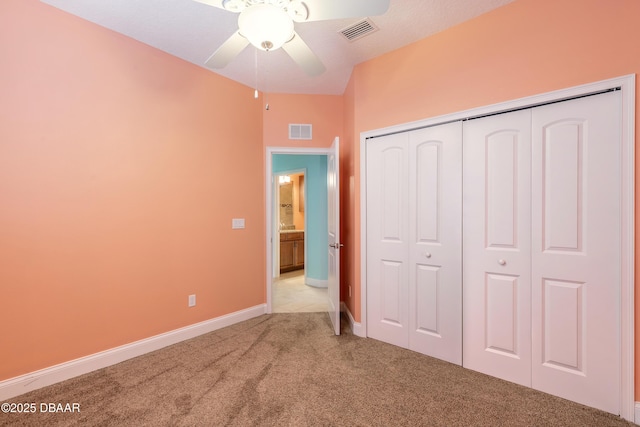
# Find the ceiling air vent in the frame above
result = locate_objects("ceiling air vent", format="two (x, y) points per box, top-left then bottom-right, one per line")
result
(289, 124), (312, 140)
(339, 18), (379, 42)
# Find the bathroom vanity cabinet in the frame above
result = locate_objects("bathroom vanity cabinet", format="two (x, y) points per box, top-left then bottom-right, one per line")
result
(280, 231), (304, 273)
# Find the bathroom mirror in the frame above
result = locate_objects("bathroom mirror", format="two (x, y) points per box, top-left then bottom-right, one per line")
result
(279, 181), (294, 228)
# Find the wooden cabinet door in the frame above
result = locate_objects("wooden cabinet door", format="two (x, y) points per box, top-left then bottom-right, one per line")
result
(293, 238), (304, 268)
(280, 241), (294, 271)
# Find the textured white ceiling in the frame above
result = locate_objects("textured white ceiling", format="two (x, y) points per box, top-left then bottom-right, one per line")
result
(40, 0), (515, 95)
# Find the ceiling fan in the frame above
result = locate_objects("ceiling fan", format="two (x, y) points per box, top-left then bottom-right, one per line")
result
(194, 0), (390, 76)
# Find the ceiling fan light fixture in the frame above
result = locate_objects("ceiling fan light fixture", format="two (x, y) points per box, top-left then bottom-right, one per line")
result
(238, 4), (294, 51)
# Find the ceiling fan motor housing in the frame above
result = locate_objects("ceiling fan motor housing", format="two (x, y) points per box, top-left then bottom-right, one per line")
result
(238, 3), (294, 51)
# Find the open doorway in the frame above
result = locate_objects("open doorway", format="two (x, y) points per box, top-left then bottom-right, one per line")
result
(273, 171), (305, 276)
(266, 150), (330, 314)
(272, 170), (328, 312)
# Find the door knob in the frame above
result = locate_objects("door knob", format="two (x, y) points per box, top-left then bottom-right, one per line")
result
(498, 259), (506, 265)
(330, 243), (344, 249)
(424, 252), (432, 258)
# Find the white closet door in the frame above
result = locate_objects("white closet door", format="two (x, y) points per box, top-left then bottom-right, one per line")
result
(462, 109), (532, 387)
(367, 123), (462, 363)
(408, 122), (462, 364)
(530, 91), (621, 413)
(366, 132), (410, 347)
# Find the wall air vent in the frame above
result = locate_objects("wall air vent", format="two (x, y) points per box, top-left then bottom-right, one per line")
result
(289, 124), (312, 140)
(339, 18), (379, 42)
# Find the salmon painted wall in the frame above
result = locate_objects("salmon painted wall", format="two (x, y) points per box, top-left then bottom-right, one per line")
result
(341, 79), (357, 309)
(262, 93), (343, 149)
(0, 0), (265, 381)
(343, 0), (640, 399)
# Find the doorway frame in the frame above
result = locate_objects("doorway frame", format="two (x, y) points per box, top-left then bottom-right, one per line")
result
(265, 146), (333, 314)
(359, 74), (635, 420)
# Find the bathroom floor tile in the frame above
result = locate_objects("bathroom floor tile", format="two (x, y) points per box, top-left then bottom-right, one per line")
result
(273, 270), (328, 313)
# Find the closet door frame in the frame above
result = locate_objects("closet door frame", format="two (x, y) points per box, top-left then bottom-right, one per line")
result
(359, 74), (635, 421)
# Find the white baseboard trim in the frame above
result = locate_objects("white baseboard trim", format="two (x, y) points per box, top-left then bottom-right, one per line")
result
(634, 402), (640, 425)
(341, 302), (365, 337)
(305, 277), (327, 288)
(0, 304), (267, 402)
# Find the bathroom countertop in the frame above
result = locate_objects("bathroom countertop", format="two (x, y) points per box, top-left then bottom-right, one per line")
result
(279, 229), (304, 233)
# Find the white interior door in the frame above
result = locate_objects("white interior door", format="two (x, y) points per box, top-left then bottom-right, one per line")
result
(367, 123), (462, 364)
(408, 122), (462, 364)
(530, 91), (621, 413)
(463, 109), (533, 386)
(366, 132), (410, 347)
(327, 137), (341, 335)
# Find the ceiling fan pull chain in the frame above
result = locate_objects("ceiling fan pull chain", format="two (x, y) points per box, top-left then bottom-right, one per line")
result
(254, 48), (259, 99)
(265, 49), (270, 110)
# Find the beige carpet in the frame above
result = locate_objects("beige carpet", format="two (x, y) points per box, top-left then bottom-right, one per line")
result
(0, 313), (634, 426)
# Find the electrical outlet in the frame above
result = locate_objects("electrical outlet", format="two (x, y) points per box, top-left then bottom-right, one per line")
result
(188, 294), (196, 307)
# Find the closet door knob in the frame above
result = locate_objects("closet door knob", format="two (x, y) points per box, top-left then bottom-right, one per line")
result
(498, 259), (506, 266)
(424, 252), (432, 258)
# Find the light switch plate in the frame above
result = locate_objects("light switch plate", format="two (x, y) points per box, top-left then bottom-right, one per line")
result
(232, 218), (245, 229)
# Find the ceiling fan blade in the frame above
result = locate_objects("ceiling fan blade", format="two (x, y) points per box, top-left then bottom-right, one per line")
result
(205, 31), (250, 69)
(281, 32), (326, 77)
(298, 0), (390, 22)
(192, 0), (226, 10)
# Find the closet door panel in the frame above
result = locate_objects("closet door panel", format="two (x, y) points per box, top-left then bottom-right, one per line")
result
(366, 133), (410, 347)
(415, 264), (439, 333)
(408, 122), (462, 364)
(541, 279), (584, 369)
(542, 125), (582, 251)
(486, 132), (519, 247)
(463, 110), (532, 386)
(531, 91), (621, 414)
(485, 273), (519, 355)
